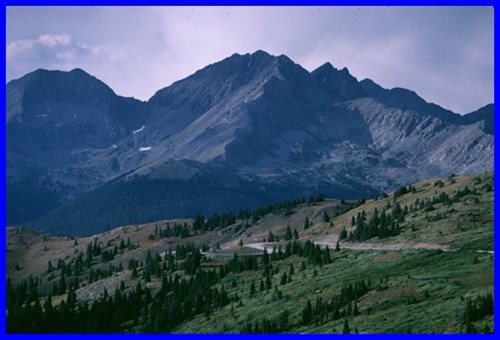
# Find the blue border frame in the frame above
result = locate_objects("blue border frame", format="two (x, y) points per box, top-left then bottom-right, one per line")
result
(1, 4), (5, 337)
(2, 1), (497, 338)
(2, 1), (497, 5)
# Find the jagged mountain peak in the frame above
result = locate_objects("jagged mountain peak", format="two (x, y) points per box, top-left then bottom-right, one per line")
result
(148, 49), (310, 113)
(311, 61), (367, 101)
(360, 77), (381, 86)
(314, 61), (336, 72)
(312, 62), (353, 76)
(215, 49), (275, 71)
(149, 51), (271, 105)
(229, 49), (273, 59)
(151, 51), (375, 110)
(232, 49), (296, 66)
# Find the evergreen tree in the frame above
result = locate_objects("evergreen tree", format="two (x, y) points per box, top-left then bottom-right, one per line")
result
(249, 282), (256, 298)
(343, 317), (351, 334)
(323, 211), (330, 223)
(353, 303), (359, 316)
(58, 274), (67, 295)
(302, 299), (312, 325)
(47, 260), (54, 273)
(268, 231), (275, 242)
(280, 272), (287, 285)
(262, 249), (269, 266)
(265, 275), (272, 291)
(339, 227), (348, 241)
(285, 226), (293, 241)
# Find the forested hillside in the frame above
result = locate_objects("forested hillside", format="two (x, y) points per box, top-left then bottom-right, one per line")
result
(6, 174), (493, 333)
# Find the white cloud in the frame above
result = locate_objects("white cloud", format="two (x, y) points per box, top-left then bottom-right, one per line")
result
(38, 33), (73, 47)
(7, 33), (96, 63)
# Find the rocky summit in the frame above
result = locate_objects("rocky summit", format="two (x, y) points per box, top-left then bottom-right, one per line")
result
(6, 50), (493, 235)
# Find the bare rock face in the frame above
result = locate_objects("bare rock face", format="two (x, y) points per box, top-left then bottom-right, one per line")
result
(6, 51), (493, 234)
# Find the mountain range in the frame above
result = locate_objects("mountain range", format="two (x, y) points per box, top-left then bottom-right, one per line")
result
(6, 50), (494, 236)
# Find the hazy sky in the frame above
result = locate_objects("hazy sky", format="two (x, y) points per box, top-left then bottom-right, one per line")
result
(6, 6), (493, 114)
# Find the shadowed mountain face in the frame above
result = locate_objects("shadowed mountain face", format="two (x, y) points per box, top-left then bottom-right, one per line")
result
(6, 50), (494, 235)
(6, 68), (149, 224)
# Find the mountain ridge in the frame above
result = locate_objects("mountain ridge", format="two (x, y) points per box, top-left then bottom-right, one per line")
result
(6, 50), (494, 235)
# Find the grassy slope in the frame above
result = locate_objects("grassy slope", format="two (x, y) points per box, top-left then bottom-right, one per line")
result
(175, 173), (494, 333)
(319, 173), (493, 251)
(6, 173), (494, 333)
(174, 249), (492, 334)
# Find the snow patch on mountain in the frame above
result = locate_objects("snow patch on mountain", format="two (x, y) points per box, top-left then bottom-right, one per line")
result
(133, 125), (145, 134)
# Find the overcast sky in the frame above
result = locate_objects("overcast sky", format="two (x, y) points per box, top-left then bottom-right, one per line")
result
(6, 6), (493, 114)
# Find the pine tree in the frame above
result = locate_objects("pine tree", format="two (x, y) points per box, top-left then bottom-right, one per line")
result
(278, 309), (289, 331)
(47, 260), (54, 273)
(343, 317), (351, 334)
(268, 231), (275, 242)
(262, 249), (269, 266)
(323, 211), (330, 223)
(249, 282), (256, 298)
(339, 227), (348, 241)
(285, 226), (293, 241)
(302, 299), (312, 325)
(353, 303), (359, 316)
(280, 272), (287, 285)
(58, 274), (66, 295)
(265, 275), (272, 290)
(144, 270), (151, 283)
(322, 246), (331, 264)
(43, 294), (54, 315)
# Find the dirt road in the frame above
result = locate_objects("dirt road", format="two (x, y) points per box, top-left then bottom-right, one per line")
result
(244, 240), (492, 254)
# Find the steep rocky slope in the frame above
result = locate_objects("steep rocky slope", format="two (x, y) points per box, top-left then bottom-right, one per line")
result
(6, 51), (494, 234)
